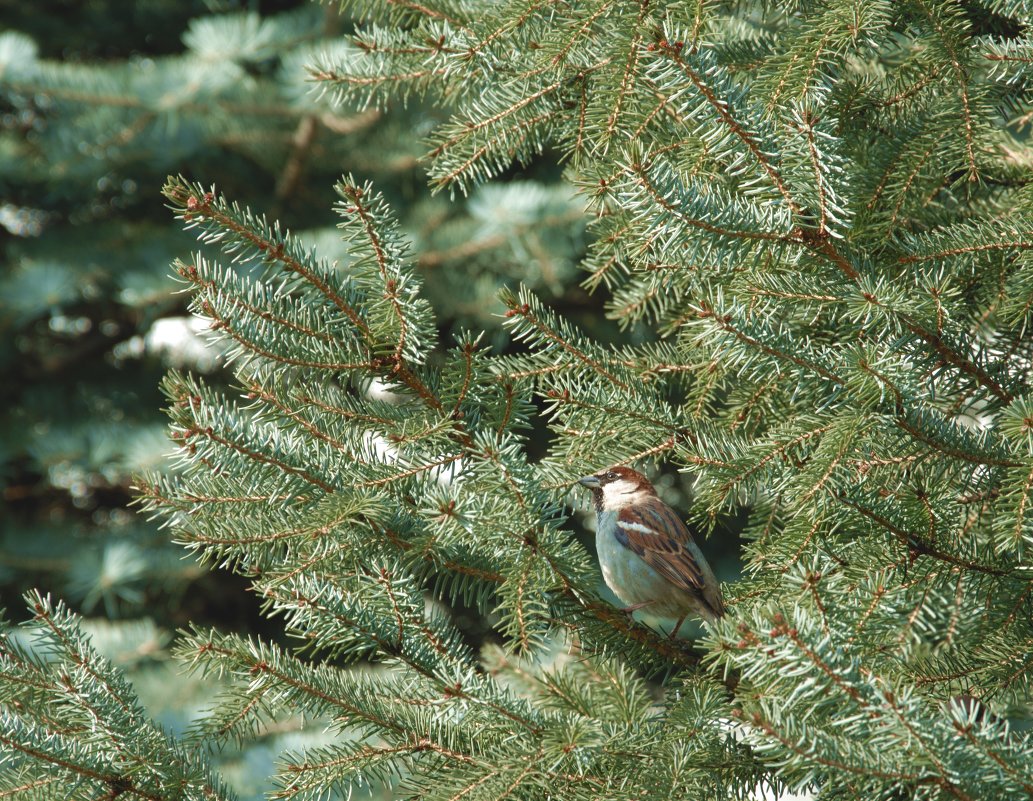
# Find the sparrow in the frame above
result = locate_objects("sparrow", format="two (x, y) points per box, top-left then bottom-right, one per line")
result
(579, 466), (725, 635)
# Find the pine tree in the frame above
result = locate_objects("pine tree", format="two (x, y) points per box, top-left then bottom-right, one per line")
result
(0, 2), (580, 638)
(4, 1), (1033, 800)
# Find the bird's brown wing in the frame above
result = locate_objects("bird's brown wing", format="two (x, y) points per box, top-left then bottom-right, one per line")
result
(615, 498), (705, 594)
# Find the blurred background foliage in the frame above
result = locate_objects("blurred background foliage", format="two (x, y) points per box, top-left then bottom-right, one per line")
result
(0, 1), (735, 796)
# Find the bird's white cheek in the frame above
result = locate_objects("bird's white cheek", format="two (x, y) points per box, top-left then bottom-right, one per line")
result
(601, 481), (633, 506)
(599, 480), (651, 511)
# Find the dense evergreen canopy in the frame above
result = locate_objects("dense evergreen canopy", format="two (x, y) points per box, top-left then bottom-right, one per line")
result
(3, 1), (1033, 800)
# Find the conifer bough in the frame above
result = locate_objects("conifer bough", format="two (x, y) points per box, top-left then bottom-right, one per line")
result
(5, 2), (1033, 800)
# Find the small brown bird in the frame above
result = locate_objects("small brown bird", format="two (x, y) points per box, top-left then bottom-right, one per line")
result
(579, 466), (725, 635)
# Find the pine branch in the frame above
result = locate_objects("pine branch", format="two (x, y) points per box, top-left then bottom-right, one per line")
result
(0, 594), (231, 801)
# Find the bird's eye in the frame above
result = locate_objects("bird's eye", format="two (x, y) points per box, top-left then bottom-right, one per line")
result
(605, 471), (618, 480)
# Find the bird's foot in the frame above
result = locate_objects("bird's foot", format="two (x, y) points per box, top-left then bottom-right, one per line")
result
(620, 601), (654, 617)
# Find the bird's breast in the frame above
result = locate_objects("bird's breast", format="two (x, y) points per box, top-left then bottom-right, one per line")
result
(595, 510), (656, 606)
(595, 511), (620, 569)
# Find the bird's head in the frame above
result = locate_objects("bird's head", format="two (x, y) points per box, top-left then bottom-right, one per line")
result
(578, 466), (656, 511)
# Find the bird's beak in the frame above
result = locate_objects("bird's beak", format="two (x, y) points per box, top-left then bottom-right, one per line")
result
(578, 475), (601, 489)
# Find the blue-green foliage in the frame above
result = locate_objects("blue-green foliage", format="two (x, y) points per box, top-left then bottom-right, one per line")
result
(0, 0), (583, 658)
(4, 1), (1033, 800)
